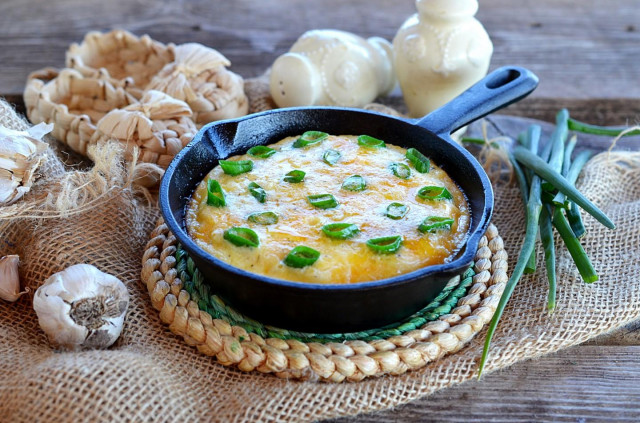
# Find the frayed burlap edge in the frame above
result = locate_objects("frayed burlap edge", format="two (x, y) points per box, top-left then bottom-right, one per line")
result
(141, 220), (507, 382)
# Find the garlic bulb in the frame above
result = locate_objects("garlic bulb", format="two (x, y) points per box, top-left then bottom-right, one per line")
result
(33, 264), (129, 350)
(0, 122), (52, 205)
(0, 255), (29, 302)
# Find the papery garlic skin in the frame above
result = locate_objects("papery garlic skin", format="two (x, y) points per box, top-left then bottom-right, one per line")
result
(33, 264), (129, 350)
(0, 255), (28, 302)
(0, 122), (52, 205)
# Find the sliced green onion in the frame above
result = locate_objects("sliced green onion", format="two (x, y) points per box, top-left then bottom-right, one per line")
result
(342, 175), (366, 192)
(357, 135), (386, 148)
(406, 148), (430, 173)
(284, 170), (305, 183)
(366, 235), (402, 254)
(247, 211), (278, 225)
(321, 223), (359, 240)
(385, 202), (408, 220)
(322, 149), (341, 165)
(223, 227), (259, 248)
(293, 131), (328, 148)
(283, 245), (320, 268)
(390, 162), (411, 179)
(417, 186), (452, 201)
(307, 194), (339, 209)
(219, 159), (253, 176)
(247, 145), (276, 159)
(206, 180), (226, 207)
(418, 216), (454, 233)
(247, 182), (266, 203)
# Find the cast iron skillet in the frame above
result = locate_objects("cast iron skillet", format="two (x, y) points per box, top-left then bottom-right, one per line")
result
(160, 66), (538, 333)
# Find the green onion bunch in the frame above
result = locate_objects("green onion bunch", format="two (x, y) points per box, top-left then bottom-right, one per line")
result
(475, 110), (632, 376)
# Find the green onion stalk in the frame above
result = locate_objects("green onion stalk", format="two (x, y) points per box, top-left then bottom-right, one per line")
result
(474, 110), (627, 375)
(539, 205), (557, 312)
(478, 150), (543, 376)
(568, 119), (640, 137)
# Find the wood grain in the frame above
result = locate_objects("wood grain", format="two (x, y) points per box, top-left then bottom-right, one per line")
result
(327, 346), (640, 423)
(1, 0), (639, 421)
(0, 0), (639, 99)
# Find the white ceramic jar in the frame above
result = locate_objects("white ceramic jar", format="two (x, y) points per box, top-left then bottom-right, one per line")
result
(393, 0), (493, 118)
(269, 29), (396, 108)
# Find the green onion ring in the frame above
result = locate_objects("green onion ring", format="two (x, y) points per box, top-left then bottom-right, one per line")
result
(321, 223), (359, 240)
(219, 159), (254, 176)
(283, 170), (306, 183)
(223, 227), (259, 248)
(247, 211), (278, 225)
(247, 182), (266, 203)
(307, 194), (339, 209)
(418, 216), (454, 233)
(283, 245), (321, 268)
(385, 203), (408, 220)
(247, 145), (276, 159)
(293, 131), (328, 148)
(417, 186), (452, 201)
(322, 149), (341, 166)
(390, 162), (411, 179)
(406, 148), (430, 173)
(357, 135), (386, 148)
(206, 179), (226, 207)
(341, 175), (366, 192)
(366, 235), (402, 254)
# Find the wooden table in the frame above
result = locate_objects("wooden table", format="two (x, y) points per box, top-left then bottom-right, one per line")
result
(2, 0), (639, 421)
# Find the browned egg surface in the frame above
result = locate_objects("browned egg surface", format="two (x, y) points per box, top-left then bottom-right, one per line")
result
(186, 134), (470, 284)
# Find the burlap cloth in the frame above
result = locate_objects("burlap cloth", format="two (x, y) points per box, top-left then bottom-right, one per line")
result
(1, 79), (639, 422)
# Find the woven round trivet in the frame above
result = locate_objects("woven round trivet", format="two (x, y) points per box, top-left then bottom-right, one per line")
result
(141, 218), (508, 382)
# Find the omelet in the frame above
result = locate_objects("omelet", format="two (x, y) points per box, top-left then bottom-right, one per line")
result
(186, 133), (470, 284)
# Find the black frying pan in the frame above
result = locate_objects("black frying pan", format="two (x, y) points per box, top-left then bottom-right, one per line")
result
(160, 66), (538, 333)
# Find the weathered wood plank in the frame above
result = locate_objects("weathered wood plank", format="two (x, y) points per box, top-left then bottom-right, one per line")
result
(1, 1), (639, 422)
(3, 93), (639, 130)
(0, 0), (639, 100)
(326, 346), (640, 422)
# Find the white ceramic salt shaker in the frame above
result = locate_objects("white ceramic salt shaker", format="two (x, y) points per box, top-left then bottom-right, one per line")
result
(269, 29), (396, 108)
(393, 0), (493, 118)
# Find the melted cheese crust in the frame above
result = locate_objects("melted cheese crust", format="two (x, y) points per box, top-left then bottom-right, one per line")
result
(186, 135), (470, 284)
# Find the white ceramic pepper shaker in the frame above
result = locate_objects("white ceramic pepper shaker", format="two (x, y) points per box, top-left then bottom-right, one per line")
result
(270, 29), (396, 108)
(393, 0), (493, 118)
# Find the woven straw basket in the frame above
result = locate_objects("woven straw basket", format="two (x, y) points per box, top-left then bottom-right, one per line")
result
(24, 30), (249, 168)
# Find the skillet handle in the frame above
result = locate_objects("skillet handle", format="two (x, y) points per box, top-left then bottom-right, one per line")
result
(415, 66), (539, 136)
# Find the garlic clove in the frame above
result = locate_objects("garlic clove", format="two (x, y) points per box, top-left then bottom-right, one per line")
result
(33, 264), (129, 350)
(0, 255), (29, 302)
(0, 122), (52, 205)
(0, 170), (21, 204)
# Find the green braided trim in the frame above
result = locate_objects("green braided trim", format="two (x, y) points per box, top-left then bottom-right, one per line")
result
(175, 245), (475, 343)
